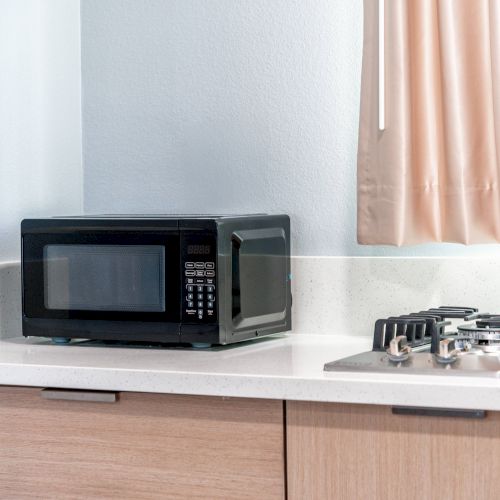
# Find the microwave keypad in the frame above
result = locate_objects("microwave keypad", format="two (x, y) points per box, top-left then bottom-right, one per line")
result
(184, 261), (216, 321)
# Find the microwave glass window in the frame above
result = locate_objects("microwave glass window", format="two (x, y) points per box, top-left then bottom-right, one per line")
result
(44, 245), (166, 312)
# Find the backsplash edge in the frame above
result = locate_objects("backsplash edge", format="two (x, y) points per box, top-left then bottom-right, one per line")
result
(1, 257), (499, 339)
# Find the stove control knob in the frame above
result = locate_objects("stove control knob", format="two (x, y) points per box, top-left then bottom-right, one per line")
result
(435, 338), (460, 364)
(386, 335), (411, 362)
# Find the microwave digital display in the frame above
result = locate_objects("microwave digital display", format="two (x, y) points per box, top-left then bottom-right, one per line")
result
(187, 244), (211, 255)
(43, 244), (166, 312)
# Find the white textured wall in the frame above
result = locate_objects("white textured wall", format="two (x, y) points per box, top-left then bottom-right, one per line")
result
(81, 0), (500, 256)
(81, 0), (362, 255)
(0, 0), (83, 262)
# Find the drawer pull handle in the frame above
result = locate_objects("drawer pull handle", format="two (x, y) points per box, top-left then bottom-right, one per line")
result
(41, 388), (118, 403)
(392, 406), (485, 419)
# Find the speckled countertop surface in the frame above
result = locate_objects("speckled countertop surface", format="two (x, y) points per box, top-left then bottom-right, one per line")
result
(1, 333), (500, 410)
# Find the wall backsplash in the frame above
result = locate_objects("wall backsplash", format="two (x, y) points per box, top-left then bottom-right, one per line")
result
(2, 258), (499, 339)
(292, 257), (499, 335)
(0, 263), (21, 339)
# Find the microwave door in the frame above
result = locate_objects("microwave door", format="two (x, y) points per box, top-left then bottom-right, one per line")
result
(22, 232), (181, 342)
(230, 227), (289, 333)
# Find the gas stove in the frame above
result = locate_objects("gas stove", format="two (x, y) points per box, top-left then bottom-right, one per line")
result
(324, 306), (500, 377)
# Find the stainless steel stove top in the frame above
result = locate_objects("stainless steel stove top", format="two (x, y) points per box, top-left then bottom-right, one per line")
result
(324, 306), (500, 376)
(324, 350), (500, 377)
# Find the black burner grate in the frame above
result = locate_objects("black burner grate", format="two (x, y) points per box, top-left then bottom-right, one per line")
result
(372, 306), (479, 353)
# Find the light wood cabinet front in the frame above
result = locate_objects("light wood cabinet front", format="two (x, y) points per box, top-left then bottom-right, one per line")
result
(0, 387), (285, 499)
(287, 401), (500, 500)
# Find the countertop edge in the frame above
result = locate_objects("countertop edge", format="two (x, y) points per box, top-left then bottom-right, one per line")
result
(2, 363), (500, 411)
(2, 334), (500, 411)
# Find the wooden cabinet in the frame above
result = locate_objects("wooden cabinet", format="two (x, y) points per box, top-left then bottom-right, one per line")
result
(6, 387), (500, 500)
(0, 387), (285, 499)
(286, 401), (500, 500)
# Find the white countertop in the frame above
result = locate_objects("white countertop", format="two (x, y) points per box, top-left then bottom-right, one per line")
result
(1, 334), (500, 410)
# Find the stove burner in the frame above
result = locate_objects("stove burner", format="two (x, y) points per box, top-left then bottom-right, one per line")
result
(457, 324), (500, 340)
(455, 313), (500, 346)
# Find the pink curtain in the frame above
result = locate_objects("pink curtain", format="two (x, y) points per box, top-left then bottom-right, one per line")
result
(358, 0), (500, 245)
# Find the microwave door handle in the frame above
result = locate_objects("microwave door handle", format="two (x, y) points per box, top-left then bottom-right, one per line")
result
(231, 235), (242, 322)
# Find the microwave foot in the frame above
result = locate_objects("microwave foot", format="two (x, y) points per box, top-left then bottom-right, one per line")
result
(51, 337), (71, 345)
(191, 342), (212, 349)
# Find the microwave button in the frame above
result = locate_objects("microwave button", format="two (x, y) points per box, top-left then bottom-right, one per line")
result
(207, 301), (214, 309)
(187, 293), (194, 300)
(205, 270), (215, 277)
(186, 278), (194, 284)
(207, 294), (214, 301)
(206, 285), (215, 293)
(186, 285), (194, 292)
(197, 309), (203, 319)
(206, 278), (214, 284)
(197, 285), (204, 292)
(196, 270), (205, 277)
(187, 301), (194, 308)
(185, 270), (195, 277)
(185, 262), (195, 269)
(205, 262), (215, 269)
(197, 301), (204, 308)
(195, 278), (205, 284)
(197, 293), (203, 300)
(194, 262), (205, 269)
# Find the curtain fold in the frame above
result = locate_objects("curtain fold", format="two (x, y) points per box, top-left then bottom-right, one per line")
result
(357, 0), (500, 245)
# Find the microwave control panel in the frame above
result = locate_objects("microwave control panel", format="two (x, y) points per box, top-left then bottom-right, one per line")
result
(181, 233), (217, 324)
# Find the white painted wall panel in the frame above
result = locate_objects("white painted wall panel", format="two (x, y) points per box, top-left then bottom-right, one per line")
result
(81, 0), (363, 255)
(0, 0), (82, 262)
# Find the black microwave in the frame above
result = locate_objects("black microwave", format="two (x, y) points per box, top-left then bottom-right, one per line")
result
(21, 215), (291, 347)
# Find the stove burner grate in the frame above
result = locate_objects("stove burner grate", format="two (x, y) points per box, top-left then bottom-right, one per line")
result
(372, 306), (479, 354)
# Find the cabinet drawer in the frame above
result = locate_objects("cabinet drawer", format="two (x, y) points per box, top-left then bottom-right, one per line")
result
(287, 401), (500, 500)
(0, 386), (284, 499)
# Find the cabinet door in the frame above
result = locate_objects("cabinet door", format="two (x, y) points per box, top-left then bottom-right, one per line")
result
(0, 387), (285, 499)
(287, 401), (500, 500)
